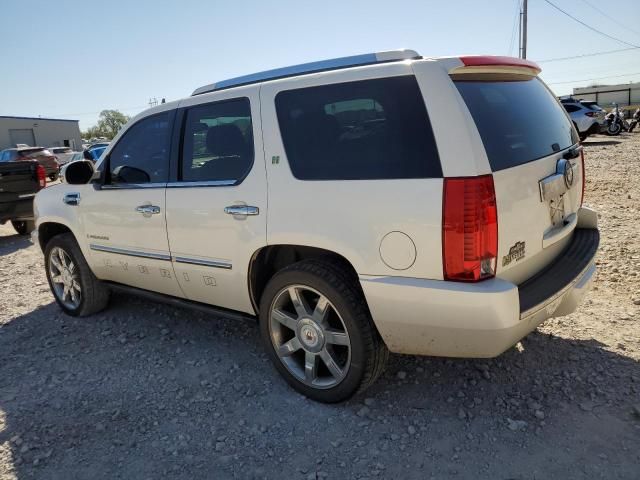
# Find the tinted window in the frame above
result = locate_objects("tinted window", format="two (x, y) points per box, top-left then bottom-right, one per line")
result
(455, 78), (578, 171)
(108, 113), (171, 184)
(275, 76), (441, 180)
(583, 102), (602, 111)
(19, 148), (49, 158)
(563, 104), (580, 113)
(181, 98), (253, 183)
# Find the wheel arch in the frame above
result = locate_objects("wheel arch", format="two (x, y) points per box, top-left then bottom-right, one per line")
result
(248, 244), (360, 315)
(38, 221), (75, 252)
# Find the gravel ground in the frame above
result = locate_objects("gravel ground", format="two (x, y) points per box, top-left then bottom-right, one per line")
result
(1, 133), (639, 479)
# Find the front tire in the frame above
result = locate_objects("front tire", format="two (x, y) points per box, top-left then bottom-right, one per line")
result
(11, 220), (35, 235)
(259, 260), (388, 403)
(44, 233), (110, 316)
(607, 123), (622, 136)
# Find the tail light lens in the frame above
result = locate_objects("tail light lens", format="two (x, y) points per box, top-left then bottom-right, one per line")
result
(36, 164), (47, 190)
(580, 149), (585, 206)
(585, 111), (597, 117)
(442, 175), (498, 281)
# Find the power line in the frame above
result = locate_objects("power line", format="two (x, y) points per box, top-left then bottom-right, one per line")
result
(580, 0), (640, 38)
(542, 0), (640, 49)
(546, 71), (640, 85)
(537, 47), (639, 63)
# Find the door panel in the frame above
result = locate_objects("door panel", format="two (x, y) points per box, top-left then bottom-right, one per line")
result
(166, 87), (266, 314)
(80, 109), (183, 297)
(81, 187), (183, 297)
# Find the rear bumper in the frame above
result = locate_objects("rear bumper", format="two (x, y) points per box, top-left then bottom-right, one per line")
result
(360, 211), (599, 358)
(0, 197), (35, 224)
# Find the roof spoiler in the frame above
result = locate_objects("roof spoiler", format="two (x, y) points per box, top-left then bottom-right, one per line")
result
(449, 56), (541, 76)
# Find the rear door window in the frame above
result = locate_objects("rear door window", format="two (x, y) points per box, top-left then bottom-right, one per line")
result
(455, 78), (578, 171)
(275, 76), (442, 180)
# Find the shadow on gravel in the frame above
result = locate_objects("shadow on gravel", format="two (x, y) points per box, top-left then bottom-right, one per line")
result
(1, 295), (638, 479)
(0, 233), (31, 256)
(583, 140), (622, 147)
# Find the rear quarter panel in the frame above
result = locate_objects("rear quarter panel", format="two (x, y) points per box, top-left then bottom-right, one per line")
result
(259, 62), (445, 279)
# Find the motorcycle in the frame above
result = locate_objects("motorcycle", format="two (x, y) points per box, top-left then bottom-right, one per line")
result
(605, 104), (630, 136)
(628, 107), (639, 133)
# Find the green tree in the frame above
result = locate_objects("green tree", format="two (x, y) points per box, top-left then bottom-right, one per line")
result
(96, 110), (130, 138)
(82, 110), (130, 140)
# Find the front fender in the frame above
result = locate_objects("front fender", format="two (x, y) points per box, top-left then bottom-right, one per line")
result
(34, 183), (89, 256)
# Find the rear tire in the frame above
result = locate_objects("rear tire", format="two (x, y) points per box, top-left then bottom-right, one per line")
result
(259, 259), (388, 403)
(44, 233), (110, 316)
(11, 220), (35, 236)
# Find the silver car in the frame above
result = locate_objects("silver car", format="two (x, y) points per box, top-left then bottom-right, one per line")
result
(560, 97), (605, 140)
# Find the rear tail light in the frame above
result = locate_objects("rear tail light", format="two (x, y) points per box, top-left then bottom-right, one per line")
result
(442, 175), (498, 282)
(580, 149), (585, 206)
(585, 111), (597, 117)
(36, 164), (47, 190)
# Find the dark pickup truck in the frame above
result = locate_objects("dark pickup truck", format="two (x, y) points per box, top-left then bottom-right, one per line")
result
(0, 160), (46, 235)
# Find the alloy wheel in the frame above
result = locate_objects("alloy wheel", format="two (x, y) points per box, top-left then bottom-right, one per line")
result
(269, 285), (351, 389)
(49, 246), (82, 309)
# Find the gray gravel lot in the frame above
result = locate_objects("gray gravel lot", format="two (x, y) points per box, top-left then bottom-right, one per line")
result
(1, 134), (639, 479)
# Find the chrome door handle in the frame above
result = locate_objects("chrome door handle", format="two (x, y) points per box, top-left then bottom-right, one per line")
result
(135, 205), (161, 216)
(224, 205), (259, 216)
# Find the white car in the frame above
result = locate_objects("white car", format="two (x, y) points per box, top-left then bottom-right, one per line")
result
(33, 50), (599, 402)
(560, 97), (606, 140)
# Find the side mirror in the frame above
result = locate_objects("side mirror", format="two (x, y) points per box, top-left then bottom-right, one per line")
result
(61, 160), (95, 185)
(112, 165), (150, 184)
(83, 150), (94, 161)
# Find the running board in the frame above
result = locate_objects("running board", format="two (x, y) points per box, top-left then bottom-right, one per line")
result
(105, 282), (256, 322)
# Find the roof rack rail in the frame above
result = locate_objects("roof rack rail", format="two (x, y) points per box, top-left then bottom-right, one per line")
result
(191, 49), (420, 96)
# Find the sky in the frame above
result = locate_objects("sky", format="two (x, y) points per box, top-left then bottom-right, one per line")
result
(1, 0), (639, 129)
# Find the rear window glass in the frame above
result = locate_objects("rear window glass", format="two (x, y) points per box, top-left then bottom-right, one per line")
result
(19, 148), (49, 158)
(583, 102), (602, 111)
(275, 76), (442, 180)
(454, 78), (578, 171)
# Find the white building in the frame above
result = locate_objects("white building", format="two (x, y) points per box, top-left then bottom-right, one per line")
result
(573, 82), (640, 109)
(0, 116), (82, 151)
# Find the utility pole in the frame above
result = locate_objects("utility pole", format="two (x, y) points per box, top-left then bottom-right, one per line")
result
(519, 0), (528, 59)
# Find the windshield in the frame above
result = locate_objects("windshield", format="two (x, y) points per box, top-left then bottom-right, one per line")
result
(454, 77), (578, 171)
(90, 146), (107, 160)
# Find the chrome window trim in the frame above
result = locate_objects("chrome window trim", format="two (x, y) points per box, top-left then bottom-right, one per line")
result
(166, 180), (237, 188)
(100, 183), (167, 190)
(173, 256), (232, 269)
(89, 244), (171, 261)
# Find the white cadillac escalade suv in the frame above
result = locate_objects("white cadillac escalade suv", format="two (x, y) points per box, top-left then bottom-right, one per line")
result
(33, 50), (599, 402)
